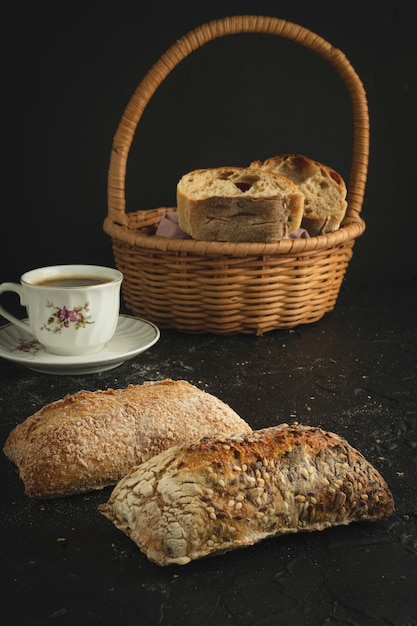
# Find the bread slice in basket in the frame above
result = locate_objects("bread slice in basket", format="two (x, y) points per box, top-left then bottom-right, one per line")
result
(176, 166), (305, 242)
(251, 154), (348, 236)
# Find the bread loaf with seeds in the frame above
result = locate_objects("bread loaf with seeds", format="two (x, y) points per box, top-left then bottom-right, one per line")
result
(250, 154), (348, 236)
(99, 423), (394, 566)
(176, 166), (304, 242)
(3, 379), (251, 499)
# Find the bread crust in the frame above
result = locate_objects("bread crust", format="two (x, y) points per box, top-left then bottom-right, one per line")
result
(251, 154), (348, 236)
(176, 166), (304, 242)
(99, 423), (395, 566)
(3, 379), (251, 499)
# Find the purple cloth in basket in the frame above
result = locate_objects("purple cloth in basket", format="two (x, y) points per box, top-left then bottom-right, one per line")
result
(155, 212), (192, 239)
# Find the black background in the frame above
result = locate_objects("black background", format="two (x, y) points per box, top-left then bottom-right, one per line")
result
(3, 0), (416, 284)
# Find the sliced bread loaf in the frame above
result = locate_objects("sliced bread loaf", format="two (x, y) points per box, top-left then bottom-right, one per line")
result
(176, 166), (304, 242)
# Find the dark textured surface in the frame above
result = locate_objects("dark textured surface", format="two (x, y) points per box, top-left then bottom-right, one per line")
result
(1, 279), (416, 626)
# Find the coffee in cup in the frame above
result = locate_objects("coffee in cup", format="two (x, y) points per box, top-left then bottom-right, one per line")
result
(0, 265), (123, 356)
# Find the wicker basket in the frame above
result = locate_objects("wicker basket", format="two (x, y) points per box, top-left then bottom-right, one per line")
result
(103, 15), (368, 335)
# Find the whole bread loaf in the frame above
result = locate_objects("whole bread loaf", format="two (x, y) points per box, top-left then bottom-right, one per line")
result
(3, 379), (251, 499)
(99, 423), (394, 566)
(251, 154), (347, 236)
(176, 166), (304, 242)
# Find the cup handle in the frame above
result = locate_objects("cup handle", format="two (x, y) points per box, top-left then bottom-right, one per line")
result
(0, 282), (31, 332)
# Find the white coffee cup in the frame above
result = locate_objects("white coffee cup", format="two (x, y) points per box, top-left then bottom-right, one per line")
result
(0, 265), (123, 356)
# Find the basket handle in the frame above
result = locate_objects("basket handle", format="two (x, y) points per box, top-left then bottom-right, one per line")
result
(107, 15), (369, 227)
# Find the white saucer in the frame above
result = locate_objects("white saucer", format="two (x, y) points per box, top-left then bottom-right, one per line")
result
(0, 315), (160, 375)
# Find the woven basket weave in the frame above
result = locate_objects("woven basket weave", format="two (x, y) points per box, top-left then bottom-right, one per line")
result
(103, 15), (368, 335)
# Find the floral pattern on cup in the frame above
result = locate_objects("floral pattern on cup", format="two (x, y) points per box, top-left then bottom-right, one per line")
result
(41, 301), (94, 333)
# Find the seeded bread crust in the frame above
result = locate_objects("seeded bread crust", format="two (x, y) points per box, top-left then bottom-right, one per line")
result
(251, 154), (348, 236)
(176, 166), (304, 242)
(99, 423), (395, 566)
(3, 379), (252, 499)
